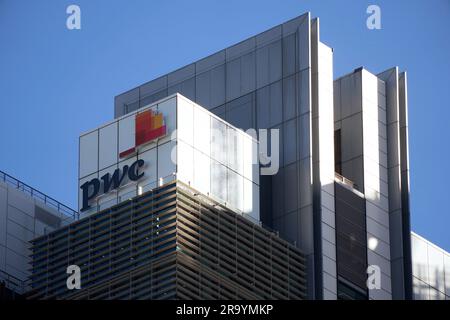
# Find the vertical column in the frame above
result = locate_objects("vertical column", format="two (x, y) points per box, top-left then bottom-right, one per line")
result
(378, 67), (412, 299)
(311, 17), (336, 300)
(361, 70), (392, 300)
(294, 13), (316, 299)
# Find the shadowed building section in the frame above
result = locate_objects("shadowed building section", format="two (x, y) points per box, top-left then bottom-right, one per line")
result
(27, 181), (307, 300)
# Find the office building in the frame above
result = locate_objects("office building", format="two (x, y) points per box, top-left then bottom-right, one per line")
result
(113, 12), (410, 299)
(0, 170), (77, 299)
(333, 66), (411, 299)
(78, 94), (259, 222)
(22, 11), (449, 300)
(411, 232), (450, 300)
(113, 12), (335, 299)
(28, 92), (306, 300)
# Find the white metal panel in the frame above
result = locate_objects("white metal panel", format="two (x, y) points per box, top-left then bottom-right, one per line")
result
(118, 114), (135, 156)
(193, 106), (211, 156)
(193, 149), (211, 197)
(137, 147), (157, 189)
(99, 122), (118, 170)
(157, 96), (177, 145)
(157, 140), (176, 183)
(177, 141), (194, 186)
(79, 130), (99, 178)
(177, 98), (194, 146)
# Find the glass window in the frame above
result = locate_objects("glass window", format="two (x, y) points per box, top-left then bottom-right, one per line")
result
(282, 34), (296, 76)
(195, 71), (211, 108)
(256, 45), (269, 89)
(283, 119), (297, 165)
(210, 64), (226, 108)
(226, 58), (241, 101)
(268, 40), (282, 83)
(283, 75), (296, 121)
(240, 51), (256, 95)
(269, 81), (282, 127)
(256, 86), (270, 129)
(226, 93), (254, 131)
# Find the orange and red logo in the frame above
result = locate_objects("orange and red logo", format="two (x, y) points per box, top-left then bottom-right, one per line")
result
(119, 109), (167, 158)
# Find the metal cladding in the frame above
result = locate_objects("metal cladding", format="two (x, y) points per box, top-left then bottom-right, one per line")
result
(28, 180), (307, 300)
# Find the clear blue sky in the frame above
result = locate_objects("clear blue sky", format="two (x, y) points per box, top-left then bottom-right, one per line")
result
(0, 0), (449, 250)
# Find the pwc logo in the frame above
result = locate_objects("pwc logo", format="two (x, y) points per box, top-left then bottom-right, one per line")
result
(80, 109), (166, 212)
(120, 109), (167, 158)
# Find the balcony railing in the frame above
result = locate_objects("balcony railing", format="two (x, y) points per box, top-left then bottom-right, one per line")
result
(0, 170), (79, 221)
(334, 172), (358, 190)
(0, 270), (29, 295)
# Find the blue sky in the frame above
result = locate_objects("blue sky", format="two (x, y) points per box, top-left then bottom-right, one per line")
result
(0, 0), (449, 250)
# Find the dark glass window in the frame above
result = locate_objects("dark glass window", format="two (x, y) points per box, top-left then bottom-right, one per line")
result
(337, 280), (367, 300)
(334, 129), (342, 174)
(335, 183), (368, 293)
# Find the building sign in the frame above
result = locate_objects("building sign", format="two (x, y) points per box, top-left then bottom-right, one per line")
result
(119, 109), (167, 158)
(80, 159), (145, 211)
(80, 109), (167, 212)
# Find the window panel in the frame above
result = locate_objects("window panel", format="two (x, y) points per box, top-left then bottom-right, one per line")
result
(241, 51), (256, 95)
(210, 64), (226, 108)
(226, 58), (240, 101)
(269, 81), (282, 127)
(256, 45), (269, 89)
(283, 118), (297, 165)
(80, 130), (99, 178)
(282, 34), (296, 76)
(283, 75), (297, 121)
(268, 40), (282, 83)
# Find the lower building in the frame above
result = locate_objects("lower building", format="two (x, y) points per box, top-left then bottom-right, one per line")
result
(28, 180), (307, 300)
(411, 232), (450, 300)
(0, 170), (77, 297)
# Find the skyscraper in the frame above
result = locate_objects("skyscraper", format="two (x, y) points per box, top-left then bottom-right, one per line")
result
(112, 12), (411, 299)
(22, 11), (449, 301)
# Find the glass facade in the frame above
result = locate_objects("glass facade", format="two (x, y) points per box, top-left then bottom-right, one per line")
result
(334, 182), (368, 296)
